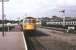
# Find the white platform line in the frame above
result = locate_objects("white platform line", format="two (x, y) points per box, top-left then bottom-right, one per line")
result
(22, 32), (28, 50)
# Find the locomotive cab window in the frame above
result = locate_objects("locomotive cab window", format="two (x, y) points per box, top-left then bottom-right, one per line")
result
(24, 19), (35, 23)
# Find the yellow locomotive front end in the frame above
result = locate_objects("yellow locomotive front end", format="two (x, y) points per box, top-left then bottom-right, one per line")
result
(22, 17), (36, 32)
(23, 23), (35, 31)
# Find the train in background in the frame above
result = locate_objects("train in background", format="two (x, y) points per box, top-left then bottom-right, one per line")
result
(41, 17), (76, 30)
(43, 20), (76, 30)
(21, 16), (36, 32)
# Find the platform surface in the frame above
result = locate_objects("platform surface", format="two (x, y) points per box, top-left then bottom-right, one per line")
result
(0, 32), (27, 50)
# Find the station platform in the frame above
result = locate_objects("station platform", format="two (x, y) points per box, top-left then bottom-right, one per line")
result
(0, 32), (27, 50)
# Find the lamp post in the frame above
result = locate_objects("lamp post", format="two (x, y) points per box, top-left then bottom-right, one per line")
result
(2, 0), (5, 36)
(0, 0), (9, 36)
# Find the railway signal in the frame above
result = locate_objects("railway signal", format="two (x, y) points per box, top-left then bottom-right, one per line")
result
(59, 10), (65, 27)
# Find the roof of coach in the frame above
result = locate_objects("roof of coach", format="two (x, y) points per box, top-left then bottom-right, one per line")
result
(26, 16), (34, 19)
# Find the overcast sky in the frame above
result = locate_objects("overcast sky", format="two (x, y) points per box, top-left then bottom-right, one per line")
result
(0, 0), (76, 20)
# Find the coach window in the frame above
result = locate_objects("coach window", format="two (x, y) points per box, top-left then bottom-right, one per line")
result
(68, 22), (70, 25)
(73, 21), (74, 25)
(71, 21), (73, 25)
(70, 22), (71, 25)
(66, 22), (67, 25)
(75, 21), (76, 24)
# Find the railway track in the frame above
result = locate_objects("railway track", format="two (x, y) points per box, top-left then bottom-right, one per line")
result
(40, 26), (76, 33)
(40, 26), (65, 31)
(23, 30), (47, 50)
(36, 28), (76, 50)
(22, 28), (76, 50)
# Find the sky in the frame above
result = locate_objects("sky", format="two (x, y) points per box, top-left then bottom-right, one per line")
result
(0, 0), (76, 20)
